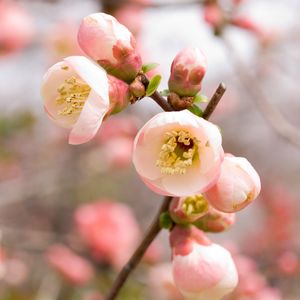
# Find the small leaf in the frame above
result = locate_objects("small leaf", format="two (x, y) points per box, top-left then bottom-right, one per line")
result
(188, 104), (203, 117)
(142, 63), (159, 73)
(194, 94), (208, 103)
(146, 75), (162, 96)
(159, 212), (173, 230)
(159, 89), (170, 97)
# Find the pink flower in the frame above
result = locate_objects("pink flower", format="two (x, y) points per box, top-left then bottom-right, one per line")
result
(0, 1), (34, 56)
(148, 263), (184, 300)
(78, 13), (142, 82)
(46, 244), (94, 286)
(276, 251), (299, 275)
(42, 56), (128, 145)
(203, 4), (224, 28)
(74, 200), (140, 270)
(170, 226), (238, 300)
(204, 154), (261, 212)
(168, 48), (207, 97)
(169, 195), (209, 224)
(193, 205), (235, 233)
(133, 110), (224, 197)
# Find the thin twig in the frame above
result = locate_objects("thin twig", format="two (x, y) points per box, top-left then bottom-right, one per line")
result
(106, 196), (172, 300)
(105, 83), (226, 300)
(202, 83), (226, 119)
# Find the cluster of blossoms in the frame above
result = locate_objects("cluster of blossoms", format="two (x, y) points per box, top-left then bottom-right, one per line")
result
(41, 12), (261, 300)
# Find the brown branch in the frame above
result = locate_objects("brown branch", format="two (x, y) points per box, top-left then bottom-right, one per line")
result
(105, 83), (226, 300)
(202, 83), (226, 119)
(105, 196), (172, 300)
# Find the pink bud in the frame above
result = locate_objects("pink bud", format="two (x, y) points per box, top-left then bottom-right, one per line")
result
(168, 48), (207, 97)
(132, 110), (224, 197)
(0, 1), (34, 56)
(204, 154), (261, 213)
(78, 13), (142, 83)
(41, 56), (110, 145)
(170, 226), (238, 300)
(193, 206), (235, 233)
(169, 195), (209, 224)
(46, 244), (94, 286)
(74, 200), (140, 270)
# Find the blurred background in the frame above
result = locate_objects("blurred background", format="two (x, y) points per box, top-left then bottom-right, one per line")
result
(0, 0), (300, 299)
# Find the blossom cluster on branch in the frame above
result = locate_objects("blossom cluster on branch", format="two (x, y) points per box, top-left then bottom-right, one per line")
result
(41, 12), (261, 300)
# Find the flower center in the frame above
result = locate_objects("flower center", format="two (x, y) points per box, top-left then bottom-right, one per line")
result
(55, 75), (91, 116)
(182, 194), (209, 216)
(156, 130), (199, 175)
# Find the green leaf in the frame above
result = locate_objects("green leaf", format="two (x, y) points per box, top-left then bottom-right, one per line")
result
(188, 104), (203, 117)
(159, 89), (170, 97)
(142, 62), (159, 73)
(194, 94), (208, 103)
(159, 212), (173, 230)
(146, 74), (162, 96)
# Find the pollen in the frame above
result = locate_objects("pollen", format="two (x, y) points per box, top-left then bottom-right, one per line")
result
(55, 76), (91, 116)
(182, 194), (209, 216)
(156, 130), (199, 175)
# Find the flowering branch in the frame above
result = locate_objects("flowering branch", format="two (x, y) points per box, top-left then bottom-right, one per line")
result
(105, 82), (226, 300)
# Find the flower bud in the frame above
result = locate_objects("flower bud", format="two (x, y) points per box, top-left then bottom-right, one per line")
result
(204, 154), (261, 213)
(78, 13), (142, 83)
(168, 48), (207, 97)
(169, 195), (209, 225)
(193, 206), (235, 233)
(170, 225), (238, 300)
(41, 56), (110, 145)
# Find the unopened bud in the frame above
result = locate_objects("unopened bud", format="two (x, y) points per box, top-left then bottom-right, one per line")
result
(129, 75), (146, 99)
(168, 48), (207, 97)
(78, 13), (142, 83)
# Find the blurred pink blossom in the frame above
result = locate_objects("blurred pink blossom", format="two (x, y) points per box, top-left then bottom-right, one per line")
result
(0, 0), (34, 56)
(46, 244), (94, 286)
(74, 200), (140, 269)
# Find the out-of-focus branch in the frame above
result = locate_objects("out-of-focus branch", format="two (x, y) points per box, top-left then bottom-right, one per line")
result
(224, 40), (300, 148)
(105, 83), (226, 300)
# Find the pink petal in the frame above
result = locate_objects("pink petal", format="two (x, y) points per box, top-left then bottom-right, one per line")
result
(69, 89), (109, 145)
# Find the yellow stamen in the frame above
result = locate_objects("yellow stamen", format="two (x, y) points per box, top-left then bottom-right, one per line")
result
(182, 194), (209, 216)
(55, 76), (91, 116)
(156, 130), (199, 175)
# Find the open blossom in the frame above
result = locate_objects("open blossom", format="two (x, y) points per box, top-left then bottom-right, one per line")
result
(169, 194), (209, 224)
(0, 1), (34, 56)
(78, 13), (142, 82)
(133, 110), (224, 197)
(46, 244), (94, 286)
(193, 205), (235, 233)
(41, 56), (129, 145)
(74, 200), (140, 270)
(204, 154), (260, 212)
(170, 226), (238, 300)
(168, 48), (207, 97)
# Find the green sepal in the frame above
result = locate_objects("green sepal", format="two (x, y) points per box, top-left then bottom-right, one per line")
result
(194, 94), (208, 103)
(188, 104), (203, 117)
(146, 75), (162, 96)
(159, 212), (173, 230)
(142, 63), (159, 74)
